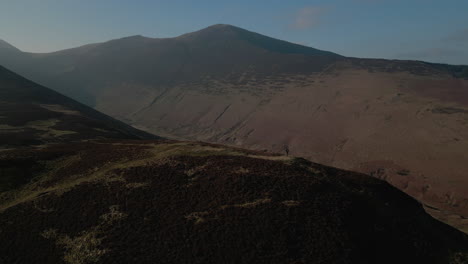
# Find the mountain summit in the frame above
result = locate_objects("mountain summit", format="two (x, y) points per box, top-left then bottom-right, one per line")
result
(178, 24), (341, 56)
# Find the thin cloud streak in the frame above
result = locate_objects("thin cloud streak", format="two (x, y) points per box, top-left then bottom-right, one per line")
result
(288, 6), (327, 31)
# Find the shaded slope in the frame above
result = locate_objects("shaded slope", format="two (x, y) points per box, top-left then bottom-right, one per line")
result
(0, 141), (467, 264)
(0, 66), (157, 147)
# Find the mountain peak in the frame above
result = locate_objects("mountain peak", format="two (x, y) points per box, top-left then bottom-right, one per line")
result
(120, 35), (146, 40)
(204, 24), (243, 32)
(177, 24), (240, 39)
(180, 24), (341, 57)
(207, 23), (237, 29)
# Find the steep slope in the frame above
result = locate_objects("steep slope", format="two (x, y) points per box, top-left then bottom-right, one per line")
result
(1, 141), (468, 264)
(0, 66), (156, 147)
(1, 24), (468, 232)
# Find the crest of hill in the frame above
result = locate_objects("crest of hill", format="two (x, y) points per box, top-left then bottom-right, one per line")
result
(176, 24), (342, 56)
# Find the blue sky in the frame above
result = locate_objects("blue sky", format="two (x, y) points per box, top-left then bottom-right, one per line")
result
(0, 0), (467, 64)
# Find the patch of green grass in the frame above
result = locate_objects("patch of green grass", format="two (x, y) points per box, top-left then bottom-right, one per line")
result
(185, 211), (209, 225)
(42, 229), (106, 264)
(27, 119), (77, 138)
(221, 198), (272, 209)
(1, 142), (293, 212)
(39, 104), (81, 116)
(41, 205), (127, 264)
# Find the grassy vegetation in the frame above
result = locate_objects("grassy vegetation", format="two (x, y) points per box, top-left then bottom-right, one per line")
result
(42, 228), (106, 264)
(0, 141), (293, 212)
(221, 198), (272, 209)
(27, 119), (77, 138)
(41, 205), (127, 264)
(39, 104), (81, 116)
(1, 140), (467, 264)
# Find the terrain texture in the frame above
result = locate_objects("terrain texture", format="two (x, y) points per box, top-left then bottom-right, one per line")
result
(1, 24), (468, 232)
(1, 140), (468, 264)
(1, 65), (468, 264)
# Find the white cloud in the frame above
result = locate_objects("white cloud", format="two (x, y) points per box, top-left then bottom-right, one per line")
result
(289, 7), (326, 31)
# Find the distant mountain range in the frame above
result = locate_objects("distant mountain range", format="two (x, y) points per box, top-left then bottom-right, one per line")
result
(1, 24), (468, 233)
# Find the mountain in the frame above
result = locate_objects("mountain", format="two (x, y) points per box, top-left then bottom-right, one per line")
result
(0, 65), (157, 147)
(0, 25), (343, 106)
(1, 24), (468, 233)
(0, 62), (468, 264)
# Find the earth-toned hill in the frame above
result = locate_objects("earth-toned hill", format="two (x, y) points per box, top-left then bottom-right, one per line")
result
(1, 140), (468, 264)
(1, 24), (468, 232)
(0, 66), (156, 148)
(1, 66), (468, 264)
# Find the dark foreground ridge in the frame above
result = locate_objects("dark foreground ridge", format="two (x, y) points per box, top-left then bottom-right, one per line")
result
(0, 140), (467, 264)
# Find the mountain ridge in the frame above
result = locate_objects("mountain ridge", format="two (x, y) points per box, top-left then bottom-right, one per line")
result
(0, 24), (341, 57)
(2, 24), (467, 67)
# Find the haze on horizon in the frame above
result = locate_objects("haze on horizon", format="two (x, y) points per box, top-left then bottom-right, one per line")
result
(0, 0), (467, 65)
